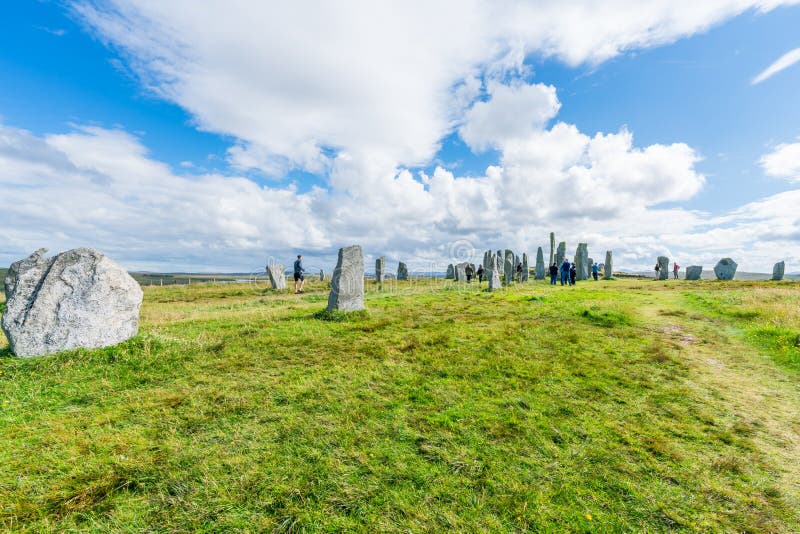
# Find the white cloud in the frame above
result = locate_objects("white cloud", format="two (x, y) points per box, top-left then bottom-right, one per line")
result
(760, 141), (800, 180)
(752, 47), (800, 84)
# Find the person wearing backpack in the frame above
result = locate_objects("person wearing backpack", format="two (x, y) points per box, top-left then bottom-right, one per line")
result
(654, 262), (660, 280)
(549, 263), (559, 285)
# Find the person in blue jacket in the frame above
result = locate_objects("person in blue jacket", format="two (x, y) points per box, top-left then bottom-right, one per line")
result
(293, 254), (305, 294)
(592, 262), (599, 281)
(560, 259), (571, 286)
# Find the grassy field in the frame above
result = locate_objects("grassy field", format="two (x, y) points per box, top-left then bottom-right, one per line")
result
(1, 277), (799, 532)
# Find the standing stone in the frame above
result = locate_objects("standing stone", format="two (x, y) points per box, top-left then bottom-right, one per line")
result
(397, 262), (408, 281)
(2, 248), (143, 358)
(657, 256), (670, 280)
(772, 261), (785, 281)
(535, 247), (545, 280)
(521, 253), (529, 282)
(714, 258), (738, 281)
(504, 250), (514, 285)
(327, 245), (365, 312)
(556, 242), (566, 266)
(549, 232), (555, 267)
(455, 262), (468, 282)
(267, 263), (286, 290)
(604, 251), (613, 279)
(575, 244), (589, 281)
(375, 256), (386, 283)
(588, 258), (594, 277)
(319, 269), (325, 282)
(488, 255), (502, 291)
(446, 264), (455, 279)
(685, 265), (703, 280)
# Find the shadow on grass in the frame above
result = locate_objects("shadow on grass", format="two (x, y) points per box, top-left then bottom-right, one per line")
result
(312, 309), (370, 322)
(0, 346), (13, 359)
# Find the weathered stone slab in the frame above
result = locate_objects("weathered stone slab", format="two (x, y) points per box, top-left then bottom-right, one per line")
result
(556, 242), (566, 266)
(488, 255), (502, 291)
(535, 247), (545, 280)
(319, 269), (325, 281)
(446, 264), (454, 279)
(604, 251), (613, 279)
(2, 248), (143, 358)
(521, 253), (529, 282)
(267, 263), (286, 289)
(327, 245), (365, 312)
(575, 243), (589, 281)
(397, 262), (408, 281)
(455, 262), (468, 282)
(549, 232), (555, 266)
(375, 256), (386, 283)
(685, 265), (703, 280)
(504, 250), (514, 285)
(714, 258), (737, 280)
(772, 261), (785, 281)
(657, 256), (669, 280)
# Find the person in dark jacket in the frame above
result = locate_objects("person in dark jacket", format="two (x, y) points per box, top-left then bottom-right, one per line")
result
(293, 254), (305, 294)
(465, 263), (475, 283)
(549, 263), (559, 285)
(592, 263), (599, 281)
(516, 262), (523, 281)
(560, 260), (571, 286)
(476, 264), (484, 284)
(569, 263), (577, 285)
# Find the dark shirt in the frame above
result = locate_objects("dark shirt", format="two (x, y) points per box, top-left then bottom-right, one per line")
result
(293, 259), (304, 274)
(549, 265), (558, 275)
(561, 261), (571, 272)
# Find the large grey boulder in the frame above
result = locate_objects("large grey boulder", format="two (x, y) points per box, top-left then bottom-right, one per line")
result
(535, 247), (545, 280)
(446, 264), (455, 279)
(604, 251), (613, 279)
(556, 242), (566, 266)
(2, 248), (143, 358)
(772, 261), (785, 281)
(327, 245), (365, 312)
(266, 263), (286, 290)
(375, 256), (386, 283)
(575, 244), (589, 281)
(488, 255), (502, 291)
(657, 256), (670, 280)
(521, 253), (529, 282)
(714, 258), (737, 280)
(504, 249), (514, 285)
(455, 262), (468, 282)
(685, 265), (703, 280)
(397, 262), (408, 281)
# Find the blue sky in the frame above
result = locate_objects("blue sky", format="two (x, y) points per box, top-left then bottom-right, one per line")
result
(1, 1), (799, 272)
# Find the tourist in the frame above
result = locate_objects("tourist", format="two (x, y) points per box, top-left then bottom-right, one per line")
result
(673, 261), (680, 279)
(569, 263), (577, 285)
(516, 262), (523, 281)
(465, 263), (475, 283)
(560, 259), (571, 285)
(293, 254), (305, 293)
(654, 262), (660, 280)
(476, 264), (484, 284)
(592, 262), (599, 281)
(549, 262), (559, 285)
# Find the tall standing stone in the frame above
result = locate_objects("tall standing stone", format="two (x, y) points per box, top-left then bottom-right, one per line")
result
(327, 245), (365, 312)
(375, 256), (386, 283)
(267, 263), (286, 290)
(604, 251), (613, 279)
(556, 242), (566, 266)
(685, 265), (703, 280)
(488, 255), (502, 291)
(446, 264), (455, 279)
(549, 232), (555, 267)
(535, 247), (545, 280)
(575, 244), (589, 281)
(518, 253), (527, 282)
(397, 262), (409, 281)
(657, 256), (670, 280)
(2, 248), (143, 358)
(772, 261), (785, 281)
(714, 258), (737, 280)
(319, 269), (325, 282)
(455, 262), (468, 282)
(504, 249), (514, 285)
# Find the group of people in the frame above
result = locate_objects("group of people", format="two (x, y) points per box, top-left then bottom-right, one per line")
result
(548, 260), (600, 285)
(464, 261), (526, 284)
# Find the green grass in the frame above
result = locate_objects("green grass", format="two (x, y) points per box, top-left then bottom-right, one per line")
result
(1, 278), (799, 531)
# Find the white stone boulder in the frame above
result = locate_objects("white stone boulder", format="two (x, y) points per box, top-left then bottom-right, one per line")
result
(327, 245), (365, 312)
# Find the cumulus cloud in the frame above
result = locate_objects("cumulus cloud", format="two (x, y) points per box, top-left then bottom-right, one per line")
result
(752, 47), (800, 84)
(760, 141), (800, 181)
